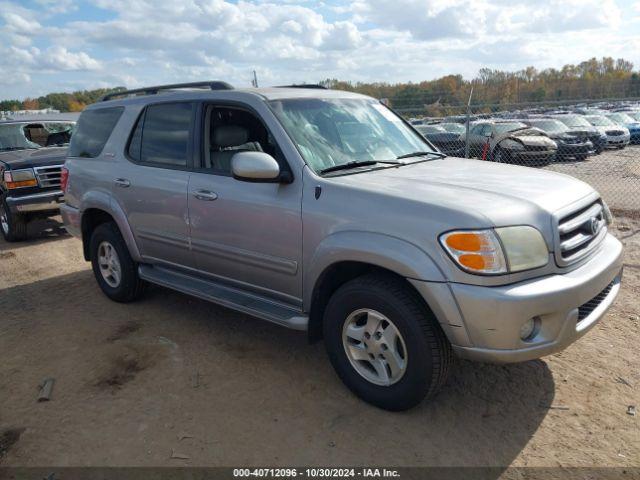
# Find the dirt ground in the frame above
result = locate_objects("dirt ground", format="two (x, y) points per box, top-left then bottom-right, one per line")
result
(0, 216), (638, 469)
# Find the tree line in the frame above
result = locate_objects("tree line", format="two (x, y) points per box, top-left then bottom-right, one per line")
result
(2, 57), (639, 116)
(0, 87), (125, 113)
(320, 57), (640, 116)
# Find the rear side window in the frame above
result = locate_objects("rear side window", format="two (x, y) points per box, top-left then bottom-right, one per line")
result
(127, 102), (193, 167)
(68, 107), (123, 158)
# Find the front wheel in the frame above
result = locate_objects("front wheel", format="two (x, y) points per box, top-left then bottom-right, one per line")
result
(0, 198), (27, 242)
(323, 274), (453, 411)
(90, 222), (146, 302)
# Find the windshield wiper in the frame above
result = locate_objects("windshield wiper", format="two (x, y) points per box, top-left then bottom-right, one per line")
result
(319, 160), (402, 175)
(396, 151), (447, 160)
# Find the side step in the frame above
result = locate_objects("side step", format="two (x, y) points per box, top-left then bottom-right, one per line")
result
(138, 265), (308, 331)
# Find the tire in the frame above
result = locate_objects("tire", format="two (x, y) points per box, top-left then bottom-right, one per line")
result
(323, 274), (453, 411)
(576, 154), (587, 161)
(493, 147), (507, 163)
(89, 222), (146, 303)
(0, 198), (28, 242)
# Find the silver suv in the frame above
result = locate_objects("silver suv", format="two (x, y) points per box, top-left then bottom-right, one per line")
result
(61, 82), (623, 411)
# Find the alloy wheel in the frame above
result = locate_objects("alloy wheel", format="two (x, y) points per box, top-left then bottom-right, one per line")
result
(342, 308), (408, 386)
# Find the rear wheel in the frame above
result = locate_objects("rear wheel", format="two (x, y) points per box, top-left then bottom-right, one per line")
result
(90, 222), (145, 302)
(0, 198), (27, 242)
(323, 274), (453, 411)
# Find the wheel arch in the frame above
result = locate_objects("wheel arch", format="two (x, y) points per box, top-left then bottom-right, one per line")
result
(305, 232), (446, 343)
(79, 192), (140, 262)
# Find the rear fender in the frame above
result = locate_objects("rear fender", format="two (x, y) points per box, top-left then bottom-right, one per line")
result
(80, 189), (141, 262)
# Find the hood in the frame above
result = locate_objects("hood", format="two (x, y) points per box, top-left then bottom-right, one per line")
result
(494, 127), (555, 148)
(332, 157), (595, 227)
(0, 146), (68, 170)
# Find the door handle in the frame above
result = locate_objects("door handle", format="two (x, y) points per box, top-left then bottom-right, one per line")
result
(114, 178), (131, 188)
(193, 190), (218, 201)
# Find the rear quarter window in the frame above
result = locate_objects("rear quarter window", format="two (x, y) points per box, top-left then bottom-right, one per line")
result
(68, 107), (124, 158)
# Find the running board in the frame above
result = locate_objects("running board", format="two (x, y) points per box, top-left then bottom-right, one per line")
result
(138, 265), (308, 331)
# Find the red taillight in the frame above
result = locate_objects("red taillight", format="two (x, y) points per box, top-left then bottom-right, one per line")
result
(60, 166), (69, 192)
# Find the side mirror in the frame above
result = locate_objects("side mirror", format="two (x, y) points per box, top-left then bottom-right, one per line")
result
(231, 151), (284, 183)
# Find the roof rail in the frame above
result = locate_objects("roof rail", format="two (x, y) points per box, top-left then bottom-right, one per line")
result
(276, 84), (327, 90)
(100, 81), (234, 101)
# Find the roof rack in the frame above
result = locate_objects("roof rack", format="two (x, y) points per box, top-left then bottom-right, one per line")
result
(100, 81), (234, 101)
(276, 84), (327, 90)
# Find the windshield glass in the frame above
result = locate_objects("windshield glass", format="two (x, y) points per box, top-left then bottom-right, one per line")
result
(439, 123), (465, 134)
(585, 115), (614, 127)
(528, 120), (569, 133)
(269, 98), (434, 173)
(493, 122), (527, 134)
(416, 125), (445, 134)
(0, 121), (75, 151)
(556, 115), (591, 128)
(608, 113), (634, 124)
(626, 111), (640, 121)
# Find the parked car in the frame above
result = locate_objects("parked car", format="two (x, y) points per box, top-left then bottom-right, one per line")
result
(550, 114), (607, 153)
(523, 118), (594, 160)
(415, 124), (465, 156)
(583, 115), (630, 149)
(604, 112), (640, 144)
(62, 82), (623, 411)
(460, 120), (557, 164)
(0, 117), (75, 241)
(438, 122), (466, 135)
(625, 111), (640, 122)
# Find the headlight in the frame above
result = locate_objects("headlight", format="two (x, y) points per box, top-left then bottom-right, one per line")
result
(500, 139), (524, 150)
(440, 226), (548, 275)
(3, 168), (37, 189)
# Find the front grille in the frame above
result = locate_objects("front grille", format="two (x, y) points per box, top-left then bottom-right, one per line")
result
(605, 130), (624, 136)
(556, 200), (607, 266)
(526, 145), (549, 151)
(578, 280), (614, 322)
(34, 165), (63, 188)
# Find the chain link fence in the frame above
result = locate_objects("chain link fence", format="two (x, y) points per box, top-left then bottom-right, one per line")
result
(399, 100), (640, 218)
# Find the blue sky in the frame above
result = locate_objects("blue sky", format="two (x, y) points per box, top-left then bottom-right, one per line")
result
(1, 0), (640, 100)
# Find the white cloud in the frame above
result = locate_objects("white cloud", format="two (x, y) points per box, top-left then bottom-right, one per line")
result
(0, 0), (638, 99)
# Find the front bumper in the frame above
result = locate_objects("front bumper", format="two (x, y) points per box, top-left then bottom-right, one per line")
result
(5, 190), (64, 214)
(605, 134), (630, 146)
(413, 233), (623, 363)
(556, 143), (593, 158)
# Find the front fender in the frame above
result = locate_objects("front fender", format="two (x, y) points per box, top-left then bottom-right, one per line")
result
(80, 189), (142, 262)
(304, 230), (446, 309)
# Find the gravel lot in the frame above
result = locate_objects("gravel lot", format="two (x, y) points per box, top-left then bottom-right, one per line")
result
(0, 196), (638, 468)
(543, 144), (640, 213)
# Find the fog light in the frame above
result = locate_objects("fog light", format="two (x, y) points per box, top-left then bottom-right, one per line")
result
(520, 317), (540, 341)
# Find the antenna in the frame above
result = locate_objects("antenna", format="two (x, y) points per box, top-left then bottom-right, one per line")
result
(251, 70), (259, 88)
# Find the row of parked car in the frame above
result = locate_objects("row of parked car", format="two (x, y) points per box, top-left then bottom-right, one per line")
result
(411, 106), (640, 165)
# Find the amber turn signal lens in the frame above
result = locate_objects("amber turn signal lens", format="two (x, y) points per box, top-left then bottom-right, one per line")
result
(445, 232), (483, 252)
(458, 254), (486, 270)
(6, 179), (38, 189)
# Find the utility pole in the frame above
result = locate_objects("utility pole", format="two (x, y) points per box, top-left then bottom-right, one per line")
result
(464, 86), (473, 159)
(251, 70), (259, 88)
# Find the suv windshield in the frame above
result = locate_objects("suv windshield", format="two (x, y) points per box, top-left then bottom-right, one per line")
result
(555, 115), (591, 128)
(269, 98), (435, 174)
(0, 121), (75, 151)
(585, 115), (614, 127)
(607, 112), (634, 124)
